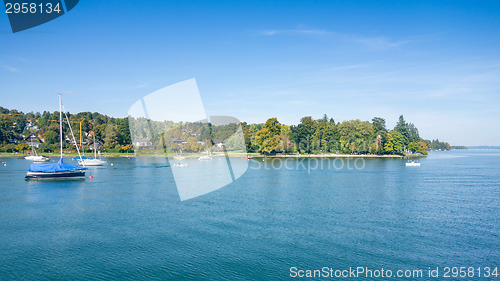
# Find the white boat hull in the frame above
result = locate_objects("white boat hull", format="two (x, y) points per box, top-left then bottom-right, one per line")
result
(25, 155), (50, 162)
(78, 159), (107, 166)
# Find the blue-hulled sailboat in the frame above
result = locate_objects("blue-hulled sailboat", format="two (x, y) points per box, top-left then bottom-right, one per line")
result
(26, 159), (86, 179)
(26, 94), (87, 179)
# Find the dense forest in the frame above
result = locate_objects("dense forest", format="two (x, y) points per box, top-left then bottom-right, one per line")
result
(0, 106), (131, 154)
(0, 106), (451, 155)
(240, 115), (450, 155)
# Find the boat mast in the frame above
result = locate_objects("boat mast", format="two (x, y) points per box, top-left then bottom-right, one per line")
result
(93, 132), (97, 159)
(59, 94), (63, 159)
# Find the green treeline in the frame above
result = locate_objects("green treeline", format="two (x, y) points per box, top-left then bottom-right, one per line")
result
(128, 118), (244, 154)
(0, 106), (131, 153)
(242, 114), (450, 155)
(0, 106), (450, 155)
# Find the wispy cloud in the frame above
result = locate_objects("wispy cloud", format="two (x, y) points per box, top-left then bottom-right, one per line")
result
(260, 28), (330, 36)
(1, 64), (20, 72)
(258, 26), (413, 50)
(352, 36), (411, 49)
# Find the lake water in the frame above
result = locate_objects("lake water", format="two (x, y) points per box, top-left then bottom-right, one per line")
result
(0, 150), (499, 280)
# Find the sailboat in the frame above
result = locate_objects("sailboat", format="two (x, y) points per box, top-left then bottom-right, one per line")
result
(24, 140), (50, 162)
(25, 94), (87, 179)
(78, 132), (106, 166)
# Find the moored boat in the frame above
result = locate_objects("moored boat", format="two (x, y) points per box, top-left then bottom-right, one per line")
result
(406, 160), (420, 167)
(24, 142), (50, 162)
(26, 94), (87, 179)
(78, 157), (106, 166)
(77, 131), (106, 166)
(32, 155), (51, 162)
(26, 159), (86, 179)
(25, 155), (50, 162)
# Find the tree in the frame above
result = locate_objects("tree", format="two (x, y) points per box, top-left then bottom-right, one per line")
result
(116, 118), (131, 145)
(254, 118), (283, 154)
(407, 123), (420, 144)
(424, 139), (450, 150)
(372, 117), (387, 134)
(384, 133), (394, 154)
(337, 119), (373, 153)
(184, 136), (203, 152)
(44, 130), (59, 145)
(392, 131), (404, 152)
(122, 144), (134, 156)
(1, 143), (16, 152)
(225, 129), (246, 151)
(321, 114), (328, 123)
(244, 123), (262, 152)
(408, 141), (428, 155)
(290, 116), (317, 154)
(15, 143), (30, 154)
(103, 123), (119, 149)
(0, 118), (12, 144)
(384, 131), (405, 154)
(312, 120), (332, 152)
(418, 142), (429, 155)
(394, 115), (410, 146)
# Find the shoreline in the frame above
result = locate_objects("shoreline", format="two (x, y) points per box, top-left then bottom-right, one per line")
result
(262, 153), (417, 158)
(0, 152), (424, 159)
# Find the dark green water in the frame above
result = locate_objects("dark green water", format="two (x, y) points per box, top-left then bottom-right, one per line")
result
(0, 150), (499, 280)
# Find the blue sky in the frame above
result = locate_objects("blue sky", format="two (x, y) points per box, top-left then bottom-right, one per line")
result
(1, 0), (500, 145)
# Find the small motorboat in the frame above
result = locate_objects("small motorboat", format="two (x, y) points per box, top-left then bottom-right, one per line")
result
(172, 163), (189, 167)
(406, 160), (420, 167)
